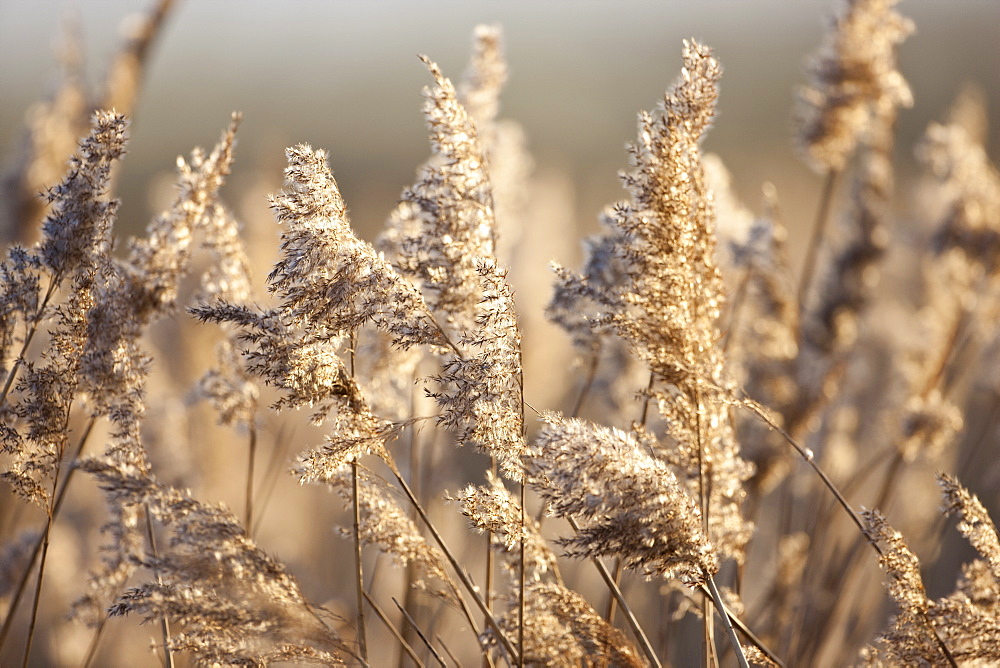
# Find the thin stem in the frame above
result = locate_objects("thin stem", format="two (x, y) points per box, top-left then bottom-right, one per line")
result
(604, 370), (655, 626)
(639, 371), (655, 428)
(392, 598), (447, 667)
(517, 351), (526, 668)
(386, 461), (520, 663)
(0, 416), (95, 648)
(567, 517), (661, 668)
(705, 574), (749, 668)
(351, 460), (369, 662)
(251, 424), (293, 536)
(437, 636), (461, 667)
(796, 168), (839, 314)
(403, 393), (422, 667)
(745, 400), (871, 545)
(244, 422), (257, 533)
(0, 275), (60, 410)
(694, 385), (715, 668)
(20, 483), (56, 668)
(518, 481), (526, 668)
(143, 507), (175, 668)
(81, 614), (110, 668)
(721, 267), (753, 354)
(20, 401), (75, 668)
(603, 558), (623, 622)
(484, 460), (496, 668)
(746, 400), (958, 667)
(696, 582), (784, 668)
(570, 347), (601, 418)
(363, 588), (423, 666)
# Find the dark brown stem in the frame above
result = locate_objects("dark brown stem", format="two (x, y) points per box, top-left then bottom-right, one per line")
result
(20, 489), (55, 668)
(748, 401), (958, 668)
(746, 401), (872, 545)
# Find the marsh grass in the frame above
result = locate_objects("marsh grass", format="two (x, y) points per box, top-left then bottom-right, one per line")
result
(2, 1), (1000, 666)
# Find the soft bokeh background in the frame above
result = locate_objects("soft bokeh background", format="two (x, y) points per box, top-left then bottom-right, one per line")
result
(2, 0), (998, 259)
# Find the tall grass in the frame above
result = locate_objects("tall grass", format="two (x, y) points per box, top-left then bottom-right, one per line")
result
(2, 1), (1000, 666)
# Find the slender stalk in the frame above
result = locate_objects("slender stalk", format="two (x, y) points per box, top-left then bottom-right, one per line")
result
(747, 400), (958, 668)
(694, 385), (715, 668)
(402, 417), (422, 668)
(745, 401), (870, 541)
(705, 574), (749, 668)
(696, 582), (784, 668)
(567, 516), (661, 668)
(518, 481), (526, 668)
(392, 598), (447, 667)
(605, 370), (656, 626)
(20, 477), (58, 668)
(351, 460), (369, 662)
(362, 590), (423, 667)
(570, 347), (601, 418)
(251, 424), (293, 536)
(437, 636), (461, 667)
(143, 507), (175, 668)
(244, 422), (257, 533)
(603, 558), (623, 622)
(796, 169), (839, 314)
(517, 354), (526, 668)
(483, 460), (496, 668)
(0, 416), (95, 648)
(81, 614), (110, 668)
(0, 275), (60, 410)
(386, 461), (520, 663)
(721, 267), (753, 354)
(639, 371), (655, 429)
(19, 400), (77, 668)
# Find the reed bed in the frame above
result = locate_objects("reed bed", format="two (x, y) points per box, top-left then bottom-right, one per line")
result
(2, 1), (999, 666)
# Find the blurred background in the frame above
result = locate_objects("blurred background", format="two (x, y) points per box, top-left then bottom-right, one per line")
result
(2, 0), (998, 257)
